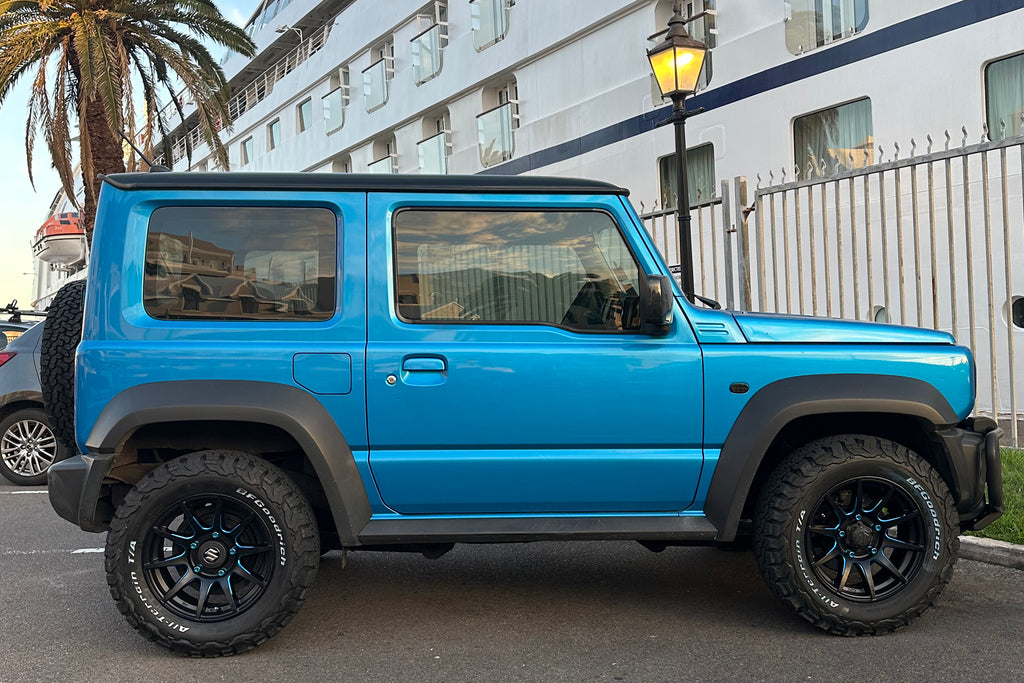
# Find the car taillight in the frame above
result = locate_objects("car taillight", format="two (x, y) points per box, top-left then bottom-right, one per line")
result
(0, 351), (15, 368)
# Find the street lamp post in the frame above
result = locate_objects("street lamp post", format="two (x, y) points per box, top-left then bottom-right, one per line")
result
(647, 5), (708, 300)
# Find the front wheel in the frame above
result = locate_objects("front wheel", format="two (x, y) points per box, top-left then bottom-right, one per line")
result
(753, 435), (958, 635)
(105, 451), (320, 656)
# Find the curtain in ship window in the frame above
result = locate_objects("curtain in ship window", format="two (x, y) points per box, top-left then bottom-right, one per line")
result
(785, 0), (868, 55)
(793, 98), (873, 177)
(986, 53), (1024, 138)
(658, 143), (716, 209)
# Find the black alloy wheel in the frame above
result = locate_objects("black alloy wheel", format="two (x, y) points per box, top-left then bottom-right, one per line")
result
(106, 450), (320, 656)
(753, 434), (958, 636)
(803, 477), (927, 602)
(141, 494), (277, 622)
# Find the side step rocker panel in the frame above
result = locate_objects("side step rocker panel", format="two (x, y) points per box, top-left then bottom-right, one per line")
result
(357, 515), (719, 544)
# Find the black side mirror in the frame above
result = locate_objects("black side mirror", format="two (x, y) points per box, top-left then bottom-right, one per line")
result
(642, 274), (674, 334)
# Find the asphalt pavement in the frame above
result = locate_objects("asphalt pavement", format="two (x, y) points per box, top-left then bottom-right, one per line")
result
(2, 476), (1023, 682)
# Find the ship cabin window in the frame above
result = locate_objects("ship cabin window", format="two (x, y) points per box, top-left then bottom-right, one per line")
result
(296, 98), (313, 133)
(240, 137), (254, 166)
(477, 80), (519, 167)
(363, 41), (395, 112)
(323, 68), (350, 135)
(651, 1), (715, 98)
(793, 97), (873, 178)
(419, 110), (452, 174)
(470, 0), (512, 51)
(785, 0), (868, 55)
(985, 52), (1024, 139)
(412, 2), (448, 84)
(369, 136), (398, 174)
(657, 143), (716, 210)
(267, 119), (281, 151)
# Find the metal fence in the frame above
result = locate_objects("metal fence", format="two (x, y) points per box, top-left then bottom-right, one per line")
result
(639, 128), (1023, 446)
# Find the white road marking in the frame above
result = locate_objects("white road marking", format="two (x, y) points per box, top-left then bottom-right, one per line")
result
(2, 548), (104, 556)
(1, 490), (47, 494)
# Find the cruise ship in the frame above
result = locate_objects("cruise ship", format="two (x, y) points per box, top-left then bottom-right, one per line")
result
(30, 0), (1024, 434)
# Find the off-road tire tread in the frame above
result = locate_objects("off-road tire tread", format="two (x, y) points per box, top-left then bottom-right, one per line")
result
(40, 280), (86, 451)
(105, 450), (320, 657)
(753, 434), (958, 636)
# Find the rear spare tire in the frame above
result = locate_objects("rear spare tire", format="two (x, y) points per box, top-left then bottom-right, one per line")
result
(41, 280), (85, 451)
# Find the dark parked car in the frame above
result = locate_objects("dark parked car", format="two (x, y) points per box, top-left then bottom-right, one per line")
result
(0, 322), (67, 485)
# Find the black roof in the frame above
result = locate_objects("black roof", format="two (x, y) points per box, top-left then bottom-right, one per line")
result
(100, 172), (629, 195)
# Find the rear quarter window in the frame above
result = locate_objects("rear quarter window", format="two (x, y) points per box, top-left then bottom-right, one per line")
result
(144, 206), (337, 321)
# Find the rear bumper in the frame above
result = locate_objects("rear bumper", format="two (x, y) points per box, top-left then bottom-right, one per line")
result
(47, 453), (114, 533)
(939, 417), (1004, 531)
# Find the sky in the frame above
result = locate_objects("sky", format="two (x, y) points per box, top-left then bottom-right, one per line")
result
(0, 1), (252, 309)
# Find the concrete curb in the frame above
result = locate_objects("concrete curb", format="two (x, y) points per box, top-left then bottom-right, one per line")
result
(959, 535), (1024, 570)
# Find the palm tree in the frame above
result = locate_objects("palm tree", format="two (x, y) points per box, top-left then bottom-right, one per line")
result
(0, 0), (256, 243)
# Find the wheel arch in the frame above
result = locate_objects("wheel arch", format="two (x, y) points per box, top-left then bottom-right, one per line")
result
(705, 374), (961, 542)
(87, 380), (371, 546)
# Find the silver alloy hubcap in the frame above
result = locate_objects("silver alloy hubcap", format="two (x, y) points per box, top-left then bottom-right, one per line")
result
(1, 419), (58, 477)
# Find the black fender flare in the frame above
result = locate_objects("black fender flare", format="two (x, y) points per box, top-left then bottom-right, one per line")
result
(705, 374), (959, 541)
(87, 380), (371, 546)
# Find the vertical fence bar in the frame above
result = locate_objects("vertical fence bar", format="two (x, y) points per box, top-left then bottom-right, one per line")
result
(697, 199), (707, 296)
(821, 181), (833, 317)
(850, 175), (860, 319)
(879, 168), (891, 321)
(795, 183), (805, 314)
(769, 192), (780, 312)
(963, 154), (978, 363)
(755, 191), (767, 311)
(981, 149), (999, 418)
(944, 155), (958, 339)
(721, 181), (734, 310)
(864, 172), (874, 319)
(894, 166), (906, 324)
(834, 177), (844, 319)
(735, 177), (752, 310)
(1002, 143), (1017, 445)
(928, 156), (939, 328)
(782, 189), (793, 312)
(807, 184), (818, 315)
(911, 163), (924, 327)
(710, 201), (720, 301)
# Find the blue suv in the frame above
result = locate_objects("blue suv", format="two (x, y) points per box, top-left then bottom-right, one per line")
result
(46, 172), (1003, 656)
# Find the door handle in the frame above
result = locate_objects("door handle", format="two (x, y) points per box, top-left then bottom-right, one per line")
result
(402, 357), (446, 372)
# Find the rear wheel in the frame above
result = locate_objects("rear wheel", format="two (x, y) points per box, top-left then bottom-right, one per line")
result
(0, 408), (67, 485)
(753, 434), (958, 635)
(105, 450), (320, 656)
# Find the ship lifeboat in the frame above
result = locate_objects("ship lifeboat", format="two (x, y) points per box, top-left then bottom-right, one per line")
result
(32, 212), (85, 266)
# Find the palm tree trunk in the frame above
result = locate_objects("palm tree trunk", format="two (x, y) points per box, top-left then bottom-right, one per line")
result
(80, 96), (126, 247)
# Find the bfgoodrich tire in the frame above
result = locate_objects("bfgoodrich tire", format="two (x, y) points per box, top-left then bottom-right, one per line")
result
(40, 279), (86, 451)
(753, 434), (958, 635)
(105, 451), (320, 656)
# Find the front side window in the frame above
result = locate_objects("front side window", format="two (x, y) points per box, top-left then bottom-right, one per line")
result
(985, 53), (1024, 139)
(394, 209), (642, 332)
(144, 207), (337, 321)
(793, 97), (873, 178)
(658, 143), (716, 209)
(785, 0), (868, 55)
